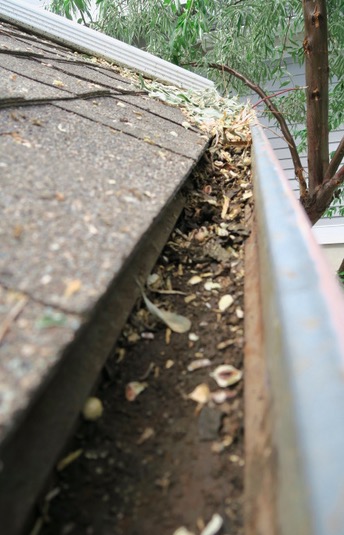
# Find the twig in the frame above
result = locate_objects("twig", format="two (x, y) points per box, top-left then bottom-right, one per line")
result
(324, 136), (344, 182)
(252, 86), (307, 109)
(0, 296), (28, 344)
(206, 62), (308, 199)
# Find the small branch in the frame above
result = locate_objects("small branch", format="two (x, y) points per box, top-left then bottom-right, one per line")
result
(252, 86), (307, 109)
(325, 136), (344, 182)
(304, 165), (344, 225)
(207, 62), (308, 199)
(0, 296), (28, 344)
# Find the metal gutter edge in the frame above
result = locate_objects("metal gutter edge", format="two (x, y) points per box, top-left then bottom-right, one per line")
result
(0, 0), (214, 91)
(250, 123), (344, 535)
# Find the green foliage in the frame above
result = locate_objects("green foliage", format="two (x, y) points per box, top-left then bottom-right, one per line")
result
(49, 0), (92, 23)
(49, 0), (344, 215)
(47, 0), (343, 127)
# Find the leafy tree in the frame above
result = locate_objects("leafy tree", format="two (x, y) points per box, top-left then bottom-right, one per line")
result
(50, 0), (344, 225)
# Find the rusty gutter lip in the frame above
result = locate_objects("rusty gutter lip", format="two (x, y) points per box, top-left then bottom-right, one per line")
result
(251, 123), (344, 534)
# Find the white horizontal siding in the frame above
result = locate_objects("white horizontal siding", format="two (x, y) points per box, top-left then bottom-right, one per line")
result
(246, 59), (344, 244)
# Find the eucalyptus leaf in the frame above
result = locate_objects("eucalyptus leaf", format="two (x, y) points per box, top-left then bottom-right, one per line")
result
(142, 292), (191, 333)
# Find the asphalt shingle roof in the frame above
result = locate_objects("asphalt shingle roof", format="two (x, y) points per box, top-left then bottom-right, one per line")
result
(0, 20), (209, 443)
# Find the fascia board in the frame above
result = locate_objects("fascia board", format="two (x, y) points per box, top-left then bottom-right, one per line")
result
(313, 219), (344, 245)
(0, 0), (214, 91)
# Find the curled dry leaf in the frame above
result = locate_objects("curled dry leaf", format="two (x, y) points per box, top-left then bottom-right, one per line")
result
(187, 359), (212, 372)
(211, 389), (237, 404)
(57, 449), (83, 472)
(211, 436), (233, 453)
(147, 273), (160, 286)
(236, 307), (244, 318)
(221, 195), (230, 219)
(125, 381), (148, 401)
(188, 332), (199, 341)
(216, 339), (235, 350)
(142, 292), (191, 333)
(188, 275), (202, 285)
(188, 383), (211, 404)
(218, 294), (234, 312)
(137, 427), (155, 445)
(200, 514), (223, 535)
(204, 281), (221, 291)
(210, 365), (243, 387)
(173, 527), (195, 535)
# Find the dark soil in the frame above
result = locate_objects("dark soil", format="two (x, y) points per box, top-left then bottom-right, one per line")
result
(33, 141), (252, 535)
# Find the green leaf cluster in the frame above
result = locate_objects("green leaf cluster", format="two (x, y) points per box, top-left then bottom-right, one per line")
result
(48, 0), (344, 215)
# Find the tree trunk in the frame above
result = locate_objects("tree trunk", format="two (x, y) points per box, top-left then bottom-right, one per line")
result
(303, 0), (329, 194)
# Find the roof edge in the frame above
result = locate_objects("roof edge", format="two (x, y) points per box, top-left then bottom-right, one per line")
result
(0, 0), (214, 91)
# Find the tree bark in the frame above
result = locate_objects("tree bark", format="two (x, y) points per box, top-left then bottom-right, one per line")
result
(303, 0), (329, 193)
(304, 165), (344, 224)
(325, 136), (344, 182)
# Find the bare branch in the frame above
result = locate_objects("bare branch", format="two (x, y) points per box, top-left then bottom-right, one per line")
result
(252, 86), (307, 109)
(208, 62), (308, 199)
(325, 136), (344, 182)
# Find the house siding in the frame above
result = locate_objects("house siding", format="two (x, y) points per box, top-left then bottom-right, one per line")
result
(246, 57), (344, 254)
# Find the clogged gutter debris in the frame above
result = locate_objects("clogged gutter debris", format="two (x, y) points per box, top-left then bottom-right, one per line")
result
(36, 75), (253, 535)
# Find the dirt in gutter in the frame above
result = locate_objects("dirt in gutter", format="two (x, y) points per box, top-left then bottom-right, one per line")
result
(33, 135), (252, 535)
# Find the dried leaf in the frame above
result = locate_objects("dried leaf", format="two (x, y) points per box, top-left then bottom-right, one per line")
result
(173, 528), (195, 535)
(216, 339), (235, 350)
(218, 294), (234, 311)
(236, 307), (244, 318)
(188, 275), (202, 285)
(142, 292), (191, 333)
(188, 383), (211, 404)
(188, 333), (199, 341)
(147, 273), (160, 286)
(165, 328), (172, 344)
(210, 365), (242, 387)
(200, 514), (223, 535)
(204, 281), (221, 291)
(221, 195), (230, 219)
(187, 359), (211, 372)
(57, 449), (83, 471)
(211, 436), (233, 453)
(137, 427), (155, 444)
(64, 279), (81, 298)
(211, 389), (237, 404)
(125, 381), (148, 401)
(184, 294), (197, 304)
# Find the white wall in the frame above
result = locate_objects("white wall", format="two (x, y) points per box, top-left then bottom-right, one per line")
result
(248, 57), (344, 253)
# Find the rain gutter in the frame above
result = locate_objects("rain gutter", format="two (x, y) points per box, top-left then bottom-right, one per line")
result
(0, 0), (214, 91)
(245, 122), (344, 534)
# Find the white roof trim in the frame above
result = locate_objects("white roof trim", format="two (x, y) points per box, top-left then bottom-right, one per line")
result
(313, 219), (344, 245)
(0, 0), (214, 90)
